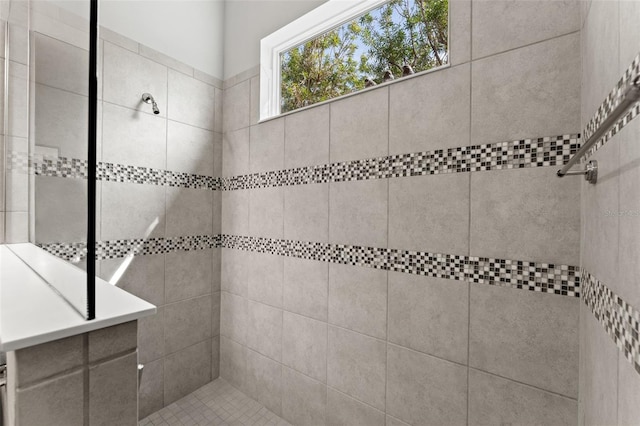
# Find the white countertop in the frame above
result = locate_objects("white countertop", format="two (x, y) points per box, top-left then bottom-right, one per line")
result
(0, 243), (156, 352)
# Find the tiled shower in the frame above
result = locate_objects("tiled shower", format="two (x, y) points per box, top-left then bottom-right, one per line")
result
(0, 0), (639, 425)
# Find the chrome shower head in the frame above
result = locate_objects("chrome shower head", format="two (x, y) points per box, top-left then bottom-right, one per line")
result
(142, 93), (160, 115)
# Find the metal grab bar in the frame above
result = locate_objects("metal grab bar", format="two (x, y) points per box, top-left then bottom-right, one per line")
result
(557, 72), (640, 182)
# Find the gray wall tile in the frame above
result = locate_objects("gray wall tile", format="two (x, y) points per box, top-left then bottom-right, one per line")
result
(389, 173), (470, 255)
(388, 272), (469, 365)
(221, 189), (249, 235)
(616, 119), (638, 307)
(619, 0), (640, 74)
(246, 349), (283, 415)
(249, 187), (284, 238)
(168, 69), (216, 131)
(472, 0), (579, 59)
(617, 352), (640, 426)
(138, 358), (164, 419)
(328, 264), (387, 339)
(138, 306), (164, 364)
(164, 295), (212, 354)
(327, 326), (386, 410)
(469, 285), (579, 398)
(282, 312), (327, 383)
(581, 0), (619, 126)
(284, 104), (330, 168)
(282, 367), (327, 426)
(578, 304), (618, 426)
(220, 291), (248, 345)
(248, 252), (283, 308)
(165, 249), (214, 303)
(34, 83), (88, 159)
(284, 183), (329, 243)
(326, 388), (385, 426)
(389, 64), (470, 154)
(100, 254), (165, 306)
(471, 167), (581, 265)
(221, 248), (249, 297)
(33, 32), (88, 95)
(220, 335), (247, 392)
(222, 128), (250, 176)
(330, 87), (389, 163)
(283, 257), (328, 322)
(167, 120), (215, 176)
(581, 140), (619, 285)
(246, 301), (283, 362)
(164, 339), (212, 405)
(102, 102), (166, 169)
(471, 33), (580, 144)
(103, 41), (168, 115)
(250, 119), (285, 173)
(386, 344), (467, 425)
(101, 181), (166, 240)
(35, 176), (89, 244)
(223, 79), (250, 132)
(166, 187), (213, 237)
(468, 369), (577, 426)
(449, 0), (471, 66)
(330, 179), (388, 248)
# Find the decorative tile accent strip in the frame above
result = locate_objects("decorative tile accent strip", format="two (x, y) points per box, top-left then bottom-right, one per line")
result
(23, 133), (579, 190)
(582, 52), (640, 159)
(582, 270), (640, 374)
(42, 234), (580, 297)
(38, 234), (221, 261)
(221, 134), (580, 190)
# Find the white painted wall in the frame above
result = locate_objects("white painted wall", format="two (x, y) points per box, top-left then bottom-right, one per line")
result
(223, 0), (326, 79)
(52, 0), (225, 80)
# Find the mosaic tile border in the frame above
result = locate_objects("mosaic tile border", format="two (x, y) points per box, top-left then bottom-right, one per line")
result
(220, 134), (580, 190)
(32, 155), (221, 190)
(20, 133), (579, 190)
(40, 234), (580, 297)
(582, 52), (640, 160)
(582, 270), (640, 374)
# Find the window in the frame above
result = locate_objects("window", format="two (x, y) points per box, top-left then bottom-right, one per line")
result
(260, 0), (449, 119)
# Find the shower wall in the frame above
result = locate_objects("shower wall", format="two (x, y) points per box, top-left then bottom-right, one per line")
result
(219, 0), (582, 424)
(0, 2), (223, 419)
(578, 1), (640, 424)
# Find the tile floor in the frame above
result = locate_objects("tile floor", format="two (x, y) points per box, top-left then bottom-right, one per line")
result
(139, 378), (292, 426)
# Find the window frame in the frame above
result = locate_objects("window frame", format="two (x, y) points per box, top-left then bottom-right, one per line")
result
(259, 0), (395, 121)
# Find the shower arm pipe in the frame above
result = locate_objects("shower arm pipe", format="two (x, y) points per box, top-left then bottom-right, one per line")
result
(557, 72), (640, 178)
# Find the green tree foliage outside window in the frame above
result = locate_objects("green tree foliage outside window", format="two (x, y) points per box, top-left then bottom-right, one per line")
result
(280, 0), (448, 113)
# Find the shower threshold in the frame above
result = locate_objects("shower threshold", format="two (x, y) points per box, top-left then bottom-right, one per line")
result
(139, 378), (292, 426)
